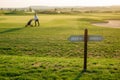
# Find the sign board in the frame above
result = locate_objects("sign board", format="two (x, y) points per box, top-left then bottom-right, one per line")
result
(68, 29), (104, 72)
(68, 35), (84, 42)
(88, 35), (103, 41)
(68, 35), (103, 42)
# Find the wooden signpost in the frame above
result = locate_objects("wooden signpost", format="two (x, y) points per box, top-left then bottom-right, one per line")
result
(68, 29), (103, 72)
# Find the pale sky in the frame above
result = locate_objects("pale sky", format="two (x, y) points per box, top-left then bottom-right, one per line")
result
(0, 0), (120, 8)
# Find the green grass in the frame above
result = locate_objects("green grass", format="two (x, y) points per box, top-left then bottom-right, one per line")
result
(0, 55), (119, 80)
(0, 13), (120, 79)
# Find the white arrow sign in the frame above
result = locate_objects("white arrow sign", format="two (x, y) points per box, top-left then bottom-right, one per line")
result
(88, 35), (103, 41)
(68, 35), (103, 42)
(68, 29), (104, 72)
(68, 35), (84, 42)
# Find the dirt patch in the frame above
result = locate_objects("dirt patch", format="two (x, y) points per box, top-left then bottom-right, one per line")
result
(32, 62), (41, 67)
(92, 20), (120, 28)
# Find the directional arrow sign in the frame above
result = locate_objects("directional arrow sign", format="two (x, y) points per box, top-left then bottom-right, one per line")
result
(68, 35), (84, 42)
(68, 35), (103, 42)
(88, 35), (103, 41)
(68, 29), (104, 72)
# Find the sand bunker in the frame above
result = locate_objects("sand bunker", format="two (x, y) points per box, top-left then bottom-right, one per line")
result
(92, 20), (120, 28)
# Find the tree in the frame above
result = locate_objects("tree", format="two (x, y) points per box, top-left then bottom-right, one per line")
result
(29, 7), (32, 12)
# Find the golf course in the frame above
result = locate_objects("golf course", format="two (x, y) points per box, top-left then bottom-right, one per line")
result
(0, 13), (120, 80)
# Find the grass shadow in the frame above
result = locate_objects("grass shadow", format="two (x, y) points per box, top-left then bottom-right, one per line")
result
(74, 70), (84, 80)
(0, 27), (25, 34)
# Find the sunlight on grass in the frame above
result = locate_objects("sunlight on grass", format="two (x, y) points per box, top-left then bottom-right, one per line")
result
(0, 13), (120, 79)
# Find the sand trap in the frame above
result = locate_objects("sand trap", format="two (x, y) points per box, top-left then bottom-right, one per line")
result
(92, 20), (120, 28)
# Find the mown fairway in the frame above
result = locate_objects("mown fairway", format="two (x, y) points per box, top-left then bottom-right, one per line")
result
(0, 13), (120, 80)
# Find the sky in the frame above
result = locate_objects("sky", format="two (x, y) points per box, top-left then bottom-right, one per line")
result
(0, 0), (120, 8)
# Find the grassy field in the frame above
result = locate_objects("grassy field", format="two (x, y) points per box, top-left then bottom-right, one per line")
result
(0, 13), (120, 80)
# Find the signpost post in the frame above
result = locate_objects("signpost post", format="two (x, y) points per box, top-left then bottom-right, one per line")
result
(84, 29), (88, 72)
(68, 28), (103, 72)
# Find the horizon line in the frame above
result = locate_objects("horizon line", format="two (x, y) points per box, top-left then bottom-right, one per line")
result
(0, 5), (120, 8)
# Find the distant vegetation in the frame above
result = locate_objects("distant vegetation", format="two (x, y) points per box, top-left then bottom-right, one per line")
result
(0, 6), (120, 15)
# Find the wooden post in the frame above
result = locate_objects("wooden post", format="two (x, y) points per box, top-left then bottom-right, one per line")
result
(83, 28), (88, 72)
